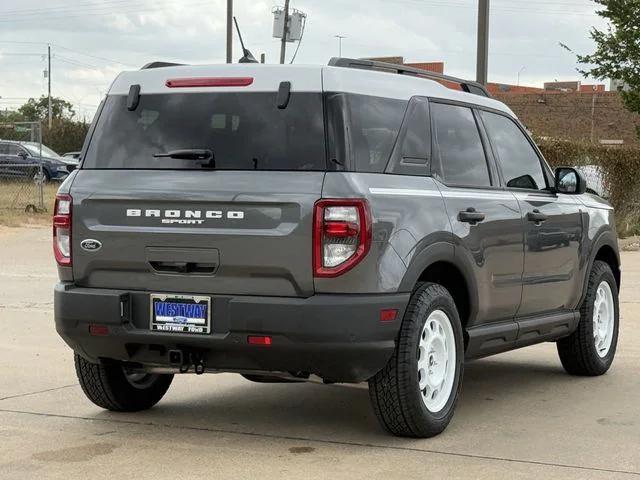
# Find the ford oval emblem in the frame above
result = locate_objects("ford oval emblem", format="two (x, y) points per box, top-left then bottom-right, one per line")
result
(80, 239), (102, 252)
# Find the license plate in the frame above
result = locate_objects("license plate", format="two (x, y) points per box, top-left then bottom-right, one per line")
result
(150, 294), (211, 334)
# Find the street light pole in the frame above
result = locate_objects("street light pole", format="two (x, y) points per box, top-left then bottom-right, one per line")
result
(334, 35), (346, 57)
(226, 0), (233, 63)
(476, 0), (490, 86)
(517, 66), (526, 86)
(47, 44), (52, 129)
(279, 0), (291, 64)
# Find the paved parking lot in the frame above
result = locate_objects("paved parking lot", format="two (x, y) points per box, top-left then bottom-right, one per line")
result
(1, 226), (639, 479)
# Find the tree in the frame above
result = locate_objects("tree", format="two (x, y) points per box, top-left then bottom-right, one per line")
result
(575, 0), (640, 118)
(18, 96), (76, 121)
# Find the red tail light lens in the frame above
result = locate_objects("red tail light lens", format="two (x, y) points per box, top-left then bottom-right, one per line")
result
(313, 199), (371, 278)
(165, 77), (254, 88)
(53, 194), (72, 266)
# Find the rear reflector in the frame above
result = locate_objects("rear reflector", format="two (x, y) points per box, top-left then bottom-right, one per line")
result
(89, 325), (109, 336)
(380, 309), (398, 322)
(166, 77), (254, 88)
(247, 335), (272, 346)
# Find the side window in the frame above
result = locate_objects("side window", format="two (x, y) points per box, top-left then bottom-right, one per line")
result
(0, 144), (9, 155)
(431, 103), (491, 187)
(480, 111), (547, 190)
(7, 145), (23, 156)
(387, 97), (430, 176)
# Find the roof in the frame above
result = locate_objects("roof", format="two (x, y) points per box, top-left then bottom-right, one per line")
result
(108, 63), (515, 117)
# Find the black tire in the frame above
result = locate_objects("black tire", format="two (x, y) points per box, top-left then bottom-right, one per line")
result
(368, 283), (464, 438)
(74, 354), (173, 412)
(557, 260), (619, 376)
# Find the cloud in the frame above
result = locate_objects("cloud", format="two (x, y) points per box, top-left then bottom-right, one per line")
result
(0, 0), (606, 119)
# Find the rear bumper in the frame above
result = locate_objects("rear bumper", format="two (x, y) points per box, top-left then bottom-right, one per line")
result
(54, 283), (408, 382)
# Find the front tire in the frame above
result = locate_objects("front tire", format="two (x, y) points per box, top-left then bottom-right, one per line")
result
(557, 260), (619, 376)
(74, 354), (173, 412)
(368, 283), (464, 438)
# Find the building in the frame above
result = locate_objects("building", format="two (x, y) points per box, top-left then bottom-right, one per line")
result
(366, 57), (636, 145)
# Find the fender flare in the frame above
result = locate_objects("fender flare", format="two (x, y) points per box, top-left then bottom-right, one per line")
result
(578, 228), (620, 307)
(398, 241), (479, 323)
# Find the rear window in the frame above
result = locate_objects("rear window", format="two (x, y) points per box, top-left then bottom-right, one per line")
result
(83, 92), (326, 171)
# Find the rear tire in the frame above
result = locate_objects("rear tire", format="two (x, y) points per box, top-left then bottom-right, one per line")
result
(74, 354), (173, 412)
(368, 283), (464, 438)
(557, 260), (619, 376)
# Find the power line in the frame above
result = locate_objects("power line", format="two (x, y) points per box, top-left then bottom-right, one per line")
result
(51, 44), (134, 67)
(0, 41), (134, 68)
(0, 0), (213, 23)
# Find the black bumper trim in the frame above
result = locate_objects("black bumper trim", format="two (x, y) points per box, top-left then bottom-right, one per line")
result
(54, 284), (409, 383)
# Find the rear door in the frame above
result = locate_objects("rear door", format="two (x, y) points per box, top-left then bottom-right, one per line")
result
(71, 81), (327, 298)
(430, 101), (524, 326)
(479, 110), (583, 316)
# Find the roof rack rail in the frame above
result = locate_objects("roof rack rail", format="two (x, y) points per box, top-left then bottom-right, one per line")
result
(328, 57), (491, 98)
(141, 61), (185, 70)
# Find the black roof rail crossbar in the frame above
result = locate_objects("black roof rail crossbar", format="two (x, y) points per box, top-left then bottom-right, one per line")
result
(141, 61), (186, 70)
(328, 57), (491, 98)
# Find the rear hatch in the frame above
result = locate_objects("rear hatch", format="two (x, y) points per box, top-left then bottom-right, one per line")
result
(70, 68), (326, 297)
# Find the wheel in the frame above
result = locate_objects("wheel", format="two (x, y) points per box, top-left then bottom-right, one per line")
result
(368, 283), (464, 438)
(74, 353), (173, 412)
(557, 260), (619, 376)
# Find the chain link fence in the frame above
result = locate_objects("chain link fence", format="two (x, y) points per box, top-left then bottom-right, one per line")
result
(0, 122), (46, 213)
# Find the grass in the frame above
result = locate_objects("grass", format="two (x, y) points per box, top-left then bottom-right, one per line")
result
(0, 181), (58, 227)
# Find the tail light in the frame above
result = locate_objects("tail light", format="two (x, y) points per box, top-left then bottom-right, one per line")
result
(313, 199), (371, 278)
(53, 194), (72, 266)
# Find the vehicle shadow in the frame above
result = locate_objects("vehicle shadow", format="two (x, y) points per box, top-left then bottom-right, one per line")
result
(124, 353), (586, 439)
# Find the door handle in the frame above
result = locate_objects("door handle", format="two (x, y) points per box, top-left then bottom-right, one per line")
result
(458, 208), (486, 224)
(527, 209), (548, 224)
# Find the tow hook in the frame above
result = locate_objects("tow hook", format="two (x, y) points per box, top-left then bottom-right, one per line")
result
(171, 350), (206, 374)
(194, 359), (205, 375)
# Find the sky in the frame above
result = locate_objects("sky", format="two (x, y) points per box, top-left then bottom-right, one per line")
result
(0, 0), (607, 121)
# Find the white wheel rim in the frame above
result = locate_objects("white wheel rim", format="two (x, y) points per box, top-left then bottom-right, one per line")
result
(593, 281), (615, 358)
(417, 309), (457, 413)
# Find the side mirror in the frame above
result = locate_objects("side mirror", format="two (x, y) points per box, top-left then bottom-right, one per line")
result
(17, 151), (29, 159)
(555, 167), (586, 195)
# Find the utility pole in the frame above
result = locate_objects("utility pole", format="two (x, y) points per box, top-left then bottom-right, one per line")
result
(226, 0), (233, 63)
(334, 35), (346, 57)
(47, 44), (52, 128)
(279, 0), (290, 64)
(476, 0), (490, 86)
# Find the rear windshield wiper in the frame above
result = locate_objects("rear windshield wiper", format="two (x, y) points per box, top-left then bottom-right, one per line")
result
(153, 149), (213, 160)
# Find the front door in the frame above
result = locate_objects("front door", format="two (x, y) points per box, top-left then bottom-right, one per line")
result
(430, 101), (524, 326)
(479, 110), (582, 317)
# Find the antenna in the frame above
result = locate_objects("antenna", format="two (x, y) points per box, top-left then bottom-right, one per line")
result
(233, 17), (258, 63)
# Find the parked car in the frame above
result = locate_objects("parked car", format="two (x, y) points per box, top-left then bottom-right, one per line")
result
(0, 140), (76, 182)
(62, 151), (81, 166)
(54, 58), (621, 438)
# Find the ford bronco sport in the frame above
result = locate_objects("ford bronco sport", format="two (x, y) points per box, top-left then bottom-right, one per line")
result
(54, 58), (621, 438)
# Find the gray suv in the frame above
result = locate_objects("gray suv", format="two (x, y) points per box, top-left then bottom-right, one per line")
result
(54, 58), (621, 438)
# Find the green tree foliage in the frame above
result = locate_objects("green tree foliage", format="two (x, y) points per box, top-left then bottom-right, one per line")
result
(1, 97), (88, 154)
(18, 96), (76, 121)
(576, 0), (640, 118)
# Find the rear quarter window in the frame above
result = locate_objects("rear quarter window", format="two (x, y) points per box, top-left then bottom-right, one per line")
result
(326, 93), (407, 173)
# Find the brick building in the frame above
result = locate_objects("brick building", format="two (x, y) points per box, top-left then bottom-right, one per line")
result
(367, 57), (639, 145)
